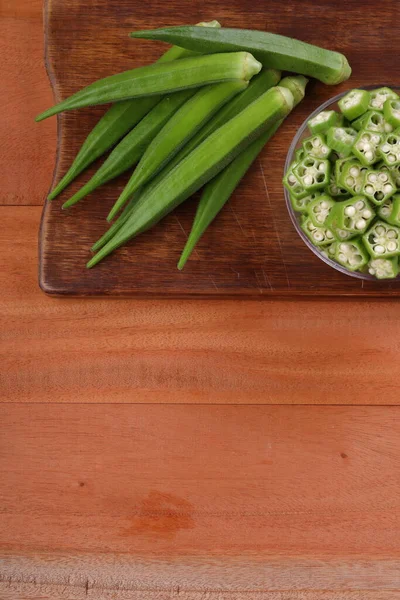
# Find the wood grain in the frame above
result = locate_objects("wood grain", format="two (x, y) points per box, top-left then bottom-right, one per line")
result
(1, 404), (400, 597)
(39, 0), (400, 296)
(3, 207), (400, 403)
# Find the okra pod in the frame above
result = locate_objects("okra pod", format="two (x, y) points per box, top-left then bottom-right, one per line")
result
(36, 52), (261, 122)
(177, 75), (307, 269)
(130, 26), (351, 84)
(47, 19), (220, 200)
(87, 85), (294, 267)
(109, 68), (280, 220)
(106, 79), (248, 221)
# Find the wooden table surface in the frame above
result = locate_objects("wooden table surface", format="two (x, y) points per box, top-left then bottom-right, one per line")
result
(1, 0), (399, 597)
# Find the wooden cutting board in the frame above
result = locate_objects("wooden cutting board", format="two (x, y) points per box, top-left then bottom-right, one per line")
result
(39, 0), (400, 296)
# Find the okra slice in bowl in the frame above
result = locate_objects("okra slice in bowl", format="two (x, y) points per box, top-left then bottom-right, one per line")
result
(283, 85), (400, 281)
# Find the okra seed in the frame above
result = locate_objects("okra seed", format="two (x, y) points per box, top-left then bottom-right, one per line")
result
(363, 209), (372, 219)
(338, 253), (347, 262)
(346, 177), (355, 186)
(369, 268), (376, 275)
(349, 257), (359, 266)
(345, 206), (356, 217)
(365, 185), (374, 194)
(372, 135), (380, 144)
(316, 214), (324, 223)
(339, 243), (350, 252)
(388, 155), (396, 163)
(376, 226), (385, 235)
(350, 167), (359, 177)
(387, 241), (397, 252)
(368, 174), (377, 183)
(384, 184), (393, 193)
(326, 231), (334, 240)
(320, 201), (329, 209)
(387, 230), (397, 239)
(314, 232), (324, 241)
(374, 245), (385, 254)
(379, 173), (388, 182)
(356, 219), (366, 230)
(304, 175), (313, 186)
(384, 123), (393, 132)
(355, 200), (364, 210)
(365, 151), (373, 161)
(288, 174), (296, 183)
(318, 163), (326, 172)
(382, 144), (391, 153)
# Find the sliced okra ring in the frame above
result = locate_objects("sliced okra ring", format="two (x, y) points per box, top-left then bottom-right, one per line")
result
(352, 130), (382, 166)
(378, 132), (400, 166)
(368, 87), (399, 112)
(362, 169), (396, 205)
(326, 172), (349, 198)
(295, 147), (306, 162)
(339, 161), (367, 195)
(319, 241), (338, 261)
(338, 89), (370, 121)
(302, 134), (331, 159)
(352, 110), (392, 134)
(307, 110), (343, 135)
(378, 194), (400, 226)
(383, 98), (400, 129)
(377, 161), (400, 188)
(362, 220), (400, 258)
(294, 156), (331, 191)
(301, 216), (335, 246)
(368, 257), (399, 279)
(290, 191), (321, 213)
(334, 195), (375, 234)
(283, 164), (308, 199)
(334, 156), (355, 184)
(326, 126), (357, 156)
(335, 239), (369, 271)
(307, 193), (335, 226)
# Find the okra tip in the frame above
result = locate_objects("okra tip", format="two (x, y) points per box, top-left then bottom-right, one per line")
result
(326, 54), (352, 85)
(243, 52), (262, 81)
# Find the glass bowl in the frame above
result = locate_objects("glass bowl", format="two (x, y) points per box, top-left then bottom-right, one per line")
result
(284, 86), (400, 281)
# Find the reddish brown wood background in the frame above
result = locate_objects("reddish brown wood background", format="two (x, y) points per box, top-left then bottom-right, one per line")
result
(39, 0), (400, 296)
(1, 0), (400, 598)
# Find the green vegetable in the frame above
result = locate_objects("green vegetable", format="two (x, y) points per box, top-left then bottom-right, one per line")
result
(377, 194), (400, 226)
(87, 85), (294, 267)
(368, 257), (399, 279)
(326, 126), (357, 156)
(130, 25), (351, 84)
(301, 216), (334, 246)
(290, 191), (321, 213)
(378, 132), (400, 166)
(352, 130), (382, 166)
(338, 160), (367, 195)
(307, 110), (343, 135)
(363, 220), (400, 258)
(335, 239), (368, 271)
(362, 168), (396, 205)
(383, 98), (400, 129)
(294, 156), (331, 191)
(106, 79), (248, 221)
(338, 89), (370, 121)
(368, 87), (399, 112)
(177, 72), (308, 270)
(328, 195), (375, 235)
(36, 51), (262, 121)
(352, 110), (392, 133)
(47, 19), (221, 200)
(307, 193), (335, 226)
(62, 88), (196, 209)
(109, 68), (281, 220)
(302, 134), (331, 159)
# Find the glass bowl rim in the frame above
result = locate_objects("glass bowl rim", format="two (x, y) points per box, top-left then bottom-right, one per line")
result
(284, 85), (400, 282)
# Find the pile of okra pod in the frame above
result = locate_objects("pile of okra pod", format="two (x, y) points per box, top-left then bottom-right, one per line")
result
(36, 22), (352, 269)
(284, 87), (400, 280)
